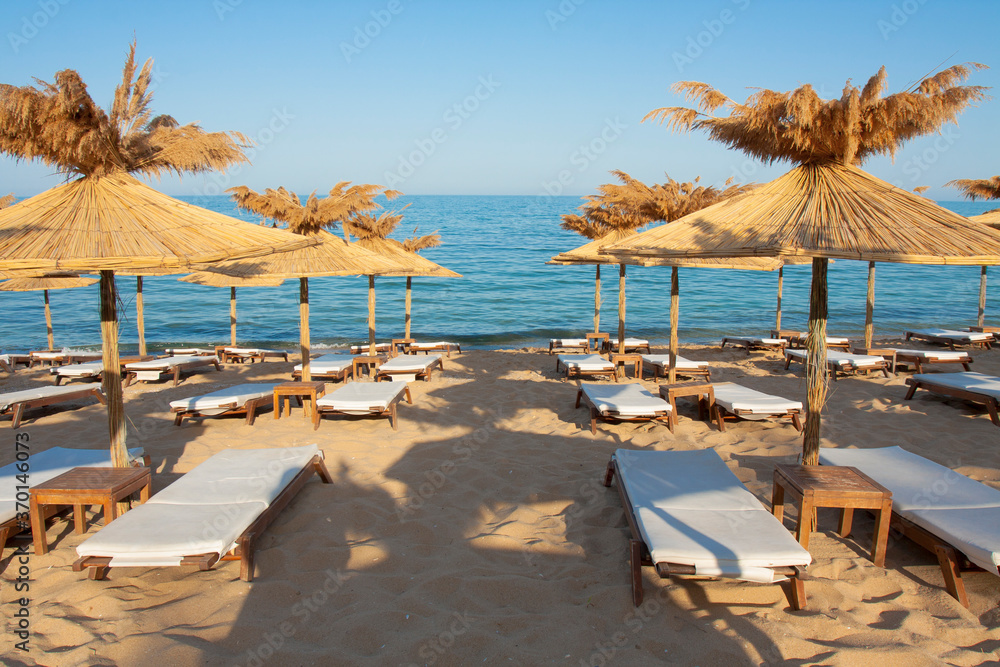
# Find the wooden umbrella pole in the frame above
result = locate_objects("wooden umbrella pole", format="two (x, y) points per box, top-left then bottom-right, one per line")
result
(979, 266), (987, 328)
(617, 264), (626, 354)
(299, 277), (311, 382)
(405, 276), (412, 339)
(803, 258), (828, 466)
(368, 275), (376, 355)
(230, 286), (237, 346)
(136, 276), (146, 357)
(594, 265), (601, 333)
(864, 261), (875, 349)
(43, 289), (54, 350)
(100, 271), (128, 469)
(775, 266), (783, 331)
(668, 267), (679, 384)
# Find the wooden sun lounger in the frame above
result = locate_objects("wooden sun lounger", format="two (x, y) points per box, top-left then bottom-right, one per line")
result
(2, 353), (32, 371)
(1, 385), (106, 428)
(30, 351), (103, 367)
(641, 354), (711, 381)
(0, 446), (148, 554)
(905, 328), (993, 350)
(784, 349), (891, 381)
(292, 354), (354, 383)
(314, 381), (412, 430)
(556, 354), (616, 382)
(376, 354), (444, 382)
(891, 349), (973, 374)
(163, 348), (218, 356)
(603, 338), (652, 354)
(123, 355), (221, 387)
(720, 336), (787, 355)
(51, 356), (155, 385)
(904, 371), (1000, 426)
(169, 383), (277, 426)
(73, 445), (332, 582)
(220, 347), (289, 363)
(0, 356), (12, 374)
(576, 382), (673, 434)
(820, 446), (1000, 607)
(711, 382), (803, 431)
(407, 341), (462, 357)
(603, 449), (809, 609)
(784, 335), (851, 351)
(548, 332), (608, 355)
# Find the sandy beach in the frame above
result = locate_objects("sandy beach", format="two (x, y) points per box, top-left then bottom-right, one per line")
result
(2, 341), (999, 666)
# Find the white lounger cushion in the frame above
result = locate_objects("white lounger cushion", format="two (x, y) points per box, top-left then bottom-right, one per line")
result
(609, 338), (649, 346)
(75, 501), (266, 566)
(51, 361), (103, 378)
(76, 444), (321, 565)
(581, 383), (670, 417)
(0, 446), (144, 524)
(168, 384), (277, 416)
(713, 383), (802, 415)
(558, 354), (613, 371)
(785, 349), (884, 369)
(550, 338), (587, 346)
(892, 349), (970, 360)
(224, 347), (284, 355)
(726, 336), (784, 345)
(410, 341), (457, 349)
(908, 328), (993, 342)
(380, 355), (441, 372)
(150, 444), (319, 507)
(350, 343), (392, 353)
(126, 355), (210, 370)
(642, 355), (709, 371)
(615, 449), (810, 582)
(294, 354), (354, 374)
(911, 371), (1000, 400)
(316, 382), (407, 414)
(819, 446), (1000, 572)
(0, 384), (101, 412)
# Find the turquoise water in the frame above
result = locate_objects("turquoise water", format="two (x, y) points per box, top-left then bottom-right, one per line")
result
(1, 196), (998, 352)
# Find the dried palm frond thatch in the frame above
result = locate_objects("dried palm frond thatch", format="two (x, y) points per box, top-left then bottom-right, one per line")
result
(0, 193), (14, 209)
(0, 41), (249, 178)
(644, 64), (989, 166)
(947, 175), (1000, 201)
(229, 183), (401, 236)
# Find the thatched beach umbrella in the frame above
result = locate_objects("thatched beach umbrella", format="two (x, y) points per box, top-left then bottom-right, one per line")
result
(554, 172), (753, 353)
(611, 64), (997, 465)
(224, 185), (407, 379)
(0, 274), (98, 349)
(346, 210), (461, 351)
(0, 44), (314, 468)
(179, 272), (285, 345)
(950, 177), (1000, 326)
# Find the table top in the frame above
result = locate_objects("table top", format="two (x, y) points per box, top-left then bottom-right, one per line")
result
(774, 464), (891, 498)
(610, 353), (643, 361)
(32, 466), (150, 494)
(275, 381), (326, 392)
(659, 381), (714, 394)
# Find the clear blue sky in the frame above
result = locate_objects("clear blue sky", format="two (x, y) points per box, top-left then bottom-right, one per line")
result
(0, 0), (997, 199)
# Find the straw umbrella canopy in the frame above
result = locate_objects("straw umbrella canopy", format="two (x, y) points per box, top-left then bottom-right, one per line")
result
(346, 210), (460, 349)
(949, 177), (1000, 326)
(611, 64), (996, 465)
(179, 272), (285, 345)
(0, 273), (98, 349)
(216, 184), (408, 380)
(0, 43), (315, 469)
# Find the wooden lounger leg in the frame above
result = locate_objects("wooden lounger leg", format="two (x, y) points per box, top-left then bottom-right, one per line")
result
(904, 382), (919, 400)
(10, 404), (24, 429)
(173, 366), (182, 386)
(173, 411), (184, 426)
(630, 539), (644, 607)
(933, 544), (970, 607)
(574, 389), (583, 409)
(389, 404), (398, 431)
(791, 412), (803, 432)
(783, 357), (791, 370)
(713, 405), (726, 432)
(590, 407), (598, 435)
(782, 566), (807, 611)
(246, 398), (261, 426)
(987, 399), (1000, 427)
(602, 459), (616, 487)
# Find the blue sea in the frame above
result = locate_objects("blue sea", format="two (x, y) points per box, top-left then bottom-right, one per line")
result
(1, 196), (998, 352)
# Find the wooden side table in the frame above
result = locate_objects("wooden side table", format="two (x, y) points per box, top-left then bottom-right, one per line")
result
(585, 332), (609, 353)
(29, 466), (152, 555)
(771, 464), (893, 567)
(273, 381), (326, 420)
(658, 382), (715, 431)
(610, 353), (642, 380)
(352, 355), (382, 379)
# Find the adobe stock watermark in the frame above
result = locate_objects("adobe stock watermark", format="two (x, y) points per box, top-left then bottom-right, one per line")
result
(877, 0), (930, 40)
(340, 0), (406, 63)
(545, 0), (586, 31)
(672, 0), (751, 73)
(404, 611), (475, 667)
(8, 0), (72, 54)
(538, 117), (627, 199)
(194, 107), (295, 196)
(383, 75), (501, 188)
(213, 0), (242, 20)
